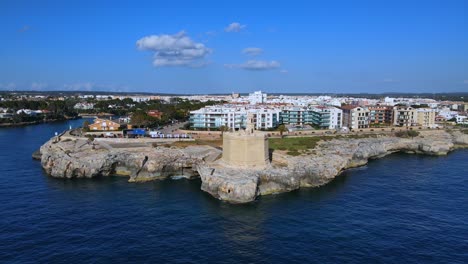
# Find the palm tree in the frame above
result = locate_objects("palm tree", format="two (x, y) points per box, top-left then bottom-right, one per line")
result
(219, 125), (229, 136)
(277, 124), (288, 138)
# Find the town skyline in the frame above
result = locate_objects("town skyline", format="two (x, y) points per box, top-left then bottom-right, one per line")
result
(1, 0), (467, 93)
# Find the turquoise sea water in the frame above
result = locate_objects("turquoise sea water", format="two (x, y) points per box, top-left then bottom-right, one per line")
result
(0, 119), (467, 263)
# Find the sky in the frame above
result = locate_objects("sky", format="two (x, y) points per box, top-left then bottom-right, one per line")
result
(0, 0), (467, 94)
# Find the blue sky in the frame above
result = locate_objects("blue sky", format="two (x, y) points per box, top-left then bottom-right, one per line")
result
(1, 0), (467, 94)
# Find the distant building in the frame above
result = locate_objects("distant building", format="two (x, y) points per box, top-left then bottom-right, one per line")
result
(280, 107), (304, 125)
(310, 106), (343, 129)
(147, 110), (163, 119)
(416, 109), (437, 127)
(88, 118), (123, 131)
(368, 105), (393, 126)
(74, 102), (94, 110)
(248, 91), (267, 105)
(393, 106), (417, 127)
(189, 106), (280, 130)
(341, 105), (370, 129)
(456, 115), (467, 124)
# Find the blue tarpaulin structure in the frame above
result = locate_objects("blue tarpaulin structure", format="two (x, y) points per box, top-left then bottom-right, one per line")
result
(125, 129), (146, 137)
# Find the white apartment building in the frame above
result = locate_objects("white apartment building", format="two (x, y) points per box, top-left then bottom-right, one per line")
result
(189, 105), (280, 130)
(74, 102), (95, 110)
(248, 91), (267, 104)
(310, 106), (343, 129)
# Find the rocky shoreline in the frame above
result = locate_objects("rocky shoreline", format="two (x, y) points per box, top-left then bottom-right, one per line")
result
(35, 130), (468, 203)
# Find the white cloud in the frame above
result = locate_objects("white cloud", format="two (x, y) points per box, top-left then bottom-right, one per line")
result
(280, 69), (288, 74)
(31, 82), (48, 90)
(225, 60), (281, 71)
(225, 22), (246, 32)
(242, 47), (263, 56)
(63, 82), (95, 91)
(62, 83), (129, 92)
(136, 31), (211, 67)
(0, 82), (16, 90)
(463, 80), (468, 84)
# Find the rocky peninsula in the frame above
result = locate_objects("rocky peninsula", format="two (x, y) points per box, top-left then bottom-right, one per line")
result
(36, 129), (468, 203)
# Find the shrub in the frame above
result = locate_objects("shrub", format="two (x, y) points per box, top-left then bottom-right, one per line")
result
(286, 150), (301, 156)
(407, 130), (420, 138)
(395, 130), (419, 138)
(395, 131), (408, 138)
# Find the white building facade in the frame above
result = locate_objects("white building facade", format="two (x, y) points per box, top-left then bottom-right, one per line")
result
(189, 105), (280, 130)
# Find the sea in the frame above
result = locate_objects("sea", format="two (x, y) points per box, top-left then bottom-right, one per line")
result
(0, 119), (467, 263)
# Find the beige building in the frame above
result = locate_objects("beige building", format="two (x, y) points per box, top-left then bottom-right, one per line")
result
(89, 118), (122, 131)
(393, 106), (416, 127)
(222, 114), (269, 168)
(416, 109), (437, 127)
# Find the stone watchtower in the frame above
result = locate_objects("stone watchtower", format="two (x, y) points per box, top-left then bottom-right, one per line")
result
(221, 113), (269, 168)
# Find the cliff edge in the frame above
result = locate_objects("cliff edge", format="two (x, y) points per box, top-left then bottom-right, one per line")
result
(38, 130), (468, 203)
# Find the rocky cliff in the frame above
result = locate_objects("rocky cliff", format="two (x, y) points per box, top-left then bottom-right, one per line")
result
(38, 130), (468, 204)
(40, 138), (222, 182)
(197, 130), (468, 203)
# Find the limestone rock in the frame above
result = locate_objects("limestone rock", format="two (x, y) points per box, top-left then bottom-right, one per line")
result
(38, 129), (468, 204)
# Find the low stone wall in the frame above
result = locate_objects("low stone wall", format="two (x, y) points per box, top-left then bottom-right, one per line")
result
(94, 137), (194, 144)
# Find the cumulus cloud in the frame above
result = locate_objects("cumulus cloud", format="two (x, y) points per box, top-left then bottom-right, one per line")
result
(0, 82), (16, 90)
(242, 47), (263, 56)
(136, 31), (211, 67)
(225, 22), (246, 32)
(225, 60), (281, 71)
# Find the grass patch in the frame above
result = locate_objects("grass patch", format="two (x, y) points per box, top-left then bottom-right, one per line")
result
(269, 133), (388, 155)
(286, 150), (301, 156)
(269, 137), (325, 152)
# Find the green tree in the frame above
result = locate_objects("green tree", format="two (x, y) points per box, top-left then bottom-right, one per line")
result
(130, 111), (159, 128)
(407, 130), (419, 138)
(82, 120), (90, 132)
(277, 124), (288, 138)
(219, 125), (229, 136)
